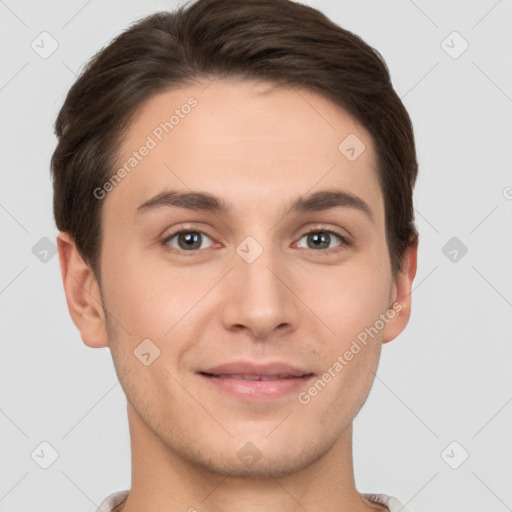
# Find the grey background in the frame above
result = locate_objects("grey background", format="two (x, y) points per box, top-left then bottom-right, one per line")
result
(1, 0), (511, 511)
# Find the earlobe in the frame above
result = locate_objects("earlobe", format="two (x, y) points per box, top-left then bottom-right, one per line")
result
(382, 236), (419, 344)
(57, 232), (109, 348)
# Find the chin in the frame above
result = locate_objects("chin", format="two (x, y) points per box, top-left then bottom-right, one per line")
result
(174, 431), (334, 479)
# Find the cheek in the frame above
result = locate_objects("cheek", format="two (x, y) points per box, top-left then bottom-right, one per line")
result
(102, 246), (195, 339)
(309, 261), (392, 348)
(300, 271), (388, 421)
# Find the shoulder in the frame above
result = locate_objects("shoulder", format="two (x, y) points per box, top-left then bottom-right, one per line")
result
(95, 490), (129, 512)
(362, 493), (413, 512)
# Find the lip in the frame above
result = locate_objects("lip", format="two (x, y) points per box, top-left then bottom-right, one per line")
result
(197, 361), (315, 401)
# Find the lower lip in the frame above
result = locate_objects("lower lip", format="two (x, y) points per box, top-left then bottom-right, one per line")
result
(199, 374), (314, 401)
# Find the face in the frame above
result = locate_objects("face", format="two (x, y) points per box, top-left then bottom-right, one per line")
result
(95, 79), (409, 477)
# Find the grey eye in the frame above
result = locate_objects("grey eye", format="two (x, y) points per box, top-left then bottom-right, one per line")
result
(297, 231), (343, 250)
(166, 231), (213, 251)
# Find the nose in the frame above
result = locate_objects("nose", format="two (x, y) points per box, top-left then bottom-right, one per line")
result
(221, 241), (299, 340)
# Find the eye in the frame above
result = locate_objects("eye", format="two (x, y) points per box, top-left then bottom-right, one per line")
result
(296, 230), (348, 251)
(164, 230), (214, 252)
(161, 227), (350, 255)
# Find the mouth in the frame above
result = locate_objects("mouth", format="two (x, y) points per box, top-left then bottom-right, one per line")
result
(197, 362), (315, 401)
(200, 373), (310, 380)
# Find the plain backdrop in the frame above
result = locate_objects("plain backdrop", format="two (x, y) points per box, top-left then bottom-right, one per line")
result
(1, 1), (511, 511)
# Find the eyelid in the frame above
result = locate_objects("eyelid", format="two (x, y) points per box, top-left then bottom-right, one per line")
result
(299, 223), (351, 240)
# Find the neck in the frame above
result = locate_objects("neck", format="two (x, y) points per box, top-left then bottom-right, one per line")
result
(117, 404), (382, 512)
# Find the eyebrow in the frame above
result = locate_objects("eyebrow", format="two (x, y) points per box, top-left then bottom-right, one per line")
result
(136, 188), (374, 223)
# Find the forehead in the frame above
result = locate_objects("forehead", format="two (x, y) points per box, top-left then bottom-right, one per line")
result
(106, 78), (383, 220)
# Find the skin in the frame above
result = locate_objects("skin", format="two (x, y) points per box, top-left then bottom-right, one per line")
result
(58, 79), (417, 512)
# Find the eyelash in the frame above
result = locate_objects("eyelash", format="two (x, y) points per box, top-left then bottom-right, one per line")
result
(161, 226), (351, 256)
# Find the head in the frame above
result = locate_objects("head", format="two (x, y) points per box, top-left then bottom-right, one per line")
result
(53, 0), (418, 478)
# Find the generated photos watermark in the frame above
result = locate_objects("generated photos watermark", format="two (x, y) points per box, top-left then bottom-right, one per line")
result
(93, 96), (198, 200)
(297, 301), (403, 405)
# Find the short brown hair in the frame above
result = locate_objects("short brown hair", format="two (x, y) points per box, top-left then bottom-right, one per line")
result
(51, 0), (418, 278)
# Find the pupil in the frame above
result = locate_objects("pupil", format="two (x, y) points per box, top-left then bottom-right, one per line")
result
(180, 232), (201, 249)
(176, 232), (331, 251)
(310, 232), (329, 249)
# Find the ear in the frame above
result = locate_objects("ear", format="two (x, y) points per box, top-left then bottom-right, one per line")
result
(57, 232), (109, 348)
(382, 236), (418, 344)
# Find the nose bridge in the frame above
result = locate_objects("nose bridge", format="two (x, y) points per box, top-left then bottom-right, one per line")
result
(222, 234), (296, 336)
(236, 235), (286, 307)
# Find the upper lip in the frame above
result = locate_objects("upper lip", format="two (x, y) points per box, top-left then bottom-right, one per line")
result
(198, 361), (314, 378)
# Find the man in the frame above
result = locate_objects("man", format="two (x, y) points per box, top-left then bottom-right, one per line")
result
(52, 0), (419, 510)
